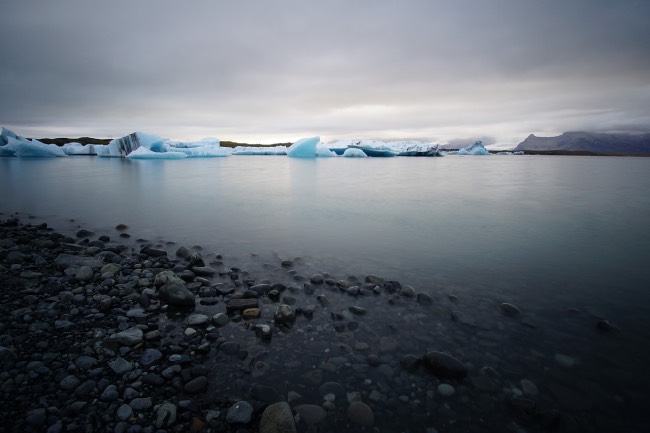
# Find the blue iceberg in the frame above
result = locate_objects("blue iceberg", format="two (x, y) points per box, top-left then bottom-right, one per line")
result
(342, 148), (368, 158)
(287, 136), (321, 158)
(456, 141), (490, 155)
(0, 133), (67, 158)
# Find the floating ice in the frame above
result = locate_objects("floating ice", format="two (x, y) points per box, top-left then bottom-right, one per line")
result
(232, 146), (288, 155)
(287, 137), (321, 158)
(342, 148), (368, 158)
(456, 141), (490, 155)
(1, 136), (67, 158)
(102, 132), (166, 157)
(126, 147), (187, 160)
(316, 142), (337, 157)
(165, 139), (230, 157)
(62, 142), (95, 155)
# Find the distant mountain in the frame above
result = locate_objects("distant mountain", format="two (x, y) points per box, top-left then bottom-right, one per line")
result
(514, 131), (650, 154)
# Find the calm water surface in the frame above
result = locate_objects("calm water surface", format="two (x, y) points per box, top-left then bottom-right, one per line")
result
(2, 155), (650, 432)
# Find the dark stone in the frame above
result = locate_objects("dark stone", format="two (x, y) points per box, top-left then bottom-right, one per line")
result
(226, 298), (259, 313)
(400, 354), (421, 371)
(142, 247), (167, 258)
(417, 293), (433, 305)
(250, 384), (280, 403)
(184, 376), (208, 394)
(422, 351), (468, 379)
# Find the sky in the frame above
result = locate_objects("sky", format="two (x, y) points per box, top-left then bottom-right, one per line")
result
(1, 0), (649, 147)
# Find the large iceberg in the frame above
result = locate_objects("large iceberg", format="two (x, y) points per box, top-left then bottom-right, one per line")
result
(329, 139), (440, 156)
(286, 136), (321, 158)
(0, 134), (67, 158)
(100, 131), (166, 157)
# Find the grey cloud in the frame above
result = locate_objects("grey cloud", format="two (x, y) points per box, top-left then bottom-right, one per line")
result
(1, 0), (648, 144)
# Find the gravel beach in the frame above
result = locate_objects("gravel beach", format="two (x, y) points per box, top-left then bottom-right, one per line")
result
(0, 215), (636, 433)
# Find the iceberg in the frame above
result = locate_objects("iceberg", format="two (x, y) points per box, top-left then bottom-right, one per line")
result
(126, 146), (187, 159)
(165, 138), (230, 157)
(1, 127), (19, 145)
(456, 141), (490, 155)
(1, 136), (67, 158)
(231, 145), (288, 155)
(62, 142), (96, 155)
(316, 142), (337, 157)
(102, 131), (166, 157)
(342, 148), (368, 158)
(286, 136), (321, 158)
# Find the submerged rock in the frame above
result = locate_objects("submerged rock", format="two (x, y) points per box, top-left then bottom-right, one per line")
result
(423, 351), (468, 379)
(346, 401), (374, 426)
(259, 401), (296, 433)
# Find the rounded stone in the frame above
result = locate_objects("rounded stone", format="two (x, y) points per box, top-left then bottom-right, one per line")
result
(346, 402), (374, 426)
(140, 348), (163, 367)
(295, 404), (326, 425)
(259, 401), (296, 433)
(212, 313), (230, 327)
(437, 383), (456, 397)
(184, 376), (208, 394)
(226, 400), (253, 424)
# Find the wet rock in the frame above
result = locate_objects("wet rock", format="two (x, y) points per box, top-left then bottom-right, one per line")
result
(259, 401), (296, 433)
(25, 408), (46, 427)
(423, 351), (468, 379)
(141, 246), (167, 257)
(60, 374), (81, 390)
(520, 379), (539, 397)
(500, 302), (521, 316)
(155, 403), (177, 428)
(109, 357), (134, 375)
(212, 313), (230, 326)
(226, 400), (253, 424)
(250, 384), (280, 402)
(226, 298), (259, 314)
(176, 246), (190, 258)
(113, 327), (144, 346)
(116, 404), (133, 421)
(75, 265), (94, 281)
(0, 346), (17, 370)
(346, 401), (374, 426)
(295, 404), (326, 425)
(317, 294), (332, 307)
(400, 285), (416, 297)
(348, 306), (366, 315)
(184, 376), (208, 394)
(130, 397), (153, 411)
(417, 293), (433, 305)
(243, 308), (261, 319)
(319, 382), (346, 401)
(192, 266), (216, 276)
(400, 354), (421, 371)
(310, 274), (324, 284)
(254, 324), (272, 340)
(54, 254), (103, 270)
(437, 383), (455, 397)
(186, 313), (209, 326)
(100, 384), (120, 401)
(274, 304), (296, 324)
(140, 348), (163, 367)
(510, 397), (536, 418)
(159, 276), (196, 307)
(365, 275), (384, 286)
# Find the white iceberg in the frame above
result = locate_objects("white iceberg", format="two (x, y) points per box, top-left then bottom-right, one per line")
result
(62, 142), (96, 155)
(126, 146), (187, 160)
(102, 131), (166, 157)
(342, 148), (368, 158)
(287, 136), (321, 158)
(165, 138), (230, 157)
(231, 146), (288, 155)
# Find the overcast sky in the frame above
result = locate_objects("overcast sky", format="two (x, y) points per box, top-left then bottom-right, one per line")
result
(1, 0), (649, 146)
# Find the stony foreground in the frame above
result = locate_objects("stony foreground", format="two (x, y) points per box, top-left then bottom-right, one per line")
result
(0, 216), (637, 433)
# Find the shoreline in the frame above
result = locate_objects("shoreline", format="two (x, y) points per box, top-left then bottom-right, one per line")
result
(0, 215), (642, 432)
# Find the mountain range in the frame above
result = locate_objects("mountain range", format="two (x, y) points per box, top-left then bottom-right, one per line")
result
(514, 131), (650, 154)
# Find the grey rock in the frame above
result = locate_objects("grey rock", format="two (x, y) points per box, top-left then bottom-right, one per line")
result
(116, 404), (133, 421)
(346, 401), (374, 426)
(54, 254), (103, 270)
(365, 275), (384, 285)
(417, 293), (433, 305)
(113, 327), (143, 346)
(140, 348), (163, 367)
(500, 302), (521, 316)
(348, 306), (366, 315)
(101, 384), (119, 401)
(437, 383), (455, 396)
(400, 285), (416, 297)
(274, 304), (296, 324)
(226, 298), (259, 313)
(59, 374), (81, 390)
(159, 277), (196, 306)
(212, 312), (230, 327)
(109, 357), (134, 375)
(75, 265), (94, 281)
(155, 402), (177, 428)
(192, 266), (216, 276)
(130, 397), (153, 411)
(295, 404), (326, 424)
(310, 273), (324, 284)
(186, 313), (209, 325)
(226, 400), (253, 424)
(259, 401), (296, 433)
(74, 355), (97, 370)
(184, 376), (208, 394)
(423, 351), (468, 379)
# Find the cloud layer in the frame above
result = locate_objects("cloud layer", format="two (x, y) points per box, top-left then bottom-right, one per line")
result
(1, 0), (649, 145)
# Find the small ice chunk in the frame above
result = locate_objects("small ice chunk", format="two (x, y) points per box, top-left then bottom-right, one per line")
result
(342, 148), (368, 158)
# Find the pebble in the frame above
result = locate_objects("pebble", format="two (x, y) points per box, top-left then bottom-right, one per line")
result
(129, 397), (153, 411)
(295, 404), (327, 424)
(437, 383), (456, 397)
(117, 404), (133, 421)
(113, 327), (144, 346)
(155, 403), (177, 428)
(186, 313), (209, 325)
(184, 376), (208, 394)
(212, 312), (230, 326)
(259, 401), (296, 433)
(346, 401), (374, 426)
(140, 348), (163, 367)
(226, 400), (253, 424)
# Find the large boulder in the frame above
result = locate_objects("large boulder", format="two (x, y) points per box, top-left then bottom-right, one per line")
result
(422, 351), (468, 379)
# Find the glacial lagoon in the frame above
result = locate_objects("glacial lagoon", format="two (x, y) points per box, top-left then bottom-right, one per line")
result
(1, 154), (650, 432)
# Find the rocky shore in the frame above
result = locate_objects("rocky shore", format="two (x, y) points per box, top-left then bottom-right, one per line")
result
(0, 216), (634, 433)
